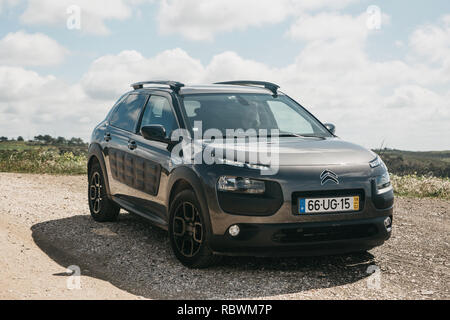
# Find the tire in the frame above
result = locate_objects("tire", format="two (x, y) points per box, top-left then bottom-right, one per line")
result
(169, 189), (218, 268)
(88, 162), (120, 222)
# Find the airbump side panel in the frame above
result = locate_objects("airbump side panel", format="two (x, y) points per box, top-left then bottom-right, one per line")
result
(109, 148), (161, 196)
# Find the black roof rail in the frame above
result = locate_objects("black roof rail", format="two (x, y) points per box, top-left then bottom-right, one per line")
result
(214, 80), (280, 95)
(131, 81), (185, 93)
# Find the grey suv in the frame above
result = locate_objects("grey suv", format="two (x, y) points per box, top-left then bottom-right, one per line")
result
(88, 80), (393, 268)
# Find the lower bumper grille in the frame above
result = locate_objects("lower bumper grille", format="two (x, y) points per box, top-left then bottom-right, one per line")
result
(272, 223), (378, 243)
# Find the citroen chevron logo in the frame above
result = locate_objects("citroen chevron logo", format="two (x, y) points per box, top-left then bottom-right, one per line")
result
(320, 170), (339, 185)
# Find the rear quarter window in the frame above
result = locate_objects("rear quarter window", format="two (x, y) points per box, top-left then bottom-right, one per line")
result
(109, 94), (148, 132)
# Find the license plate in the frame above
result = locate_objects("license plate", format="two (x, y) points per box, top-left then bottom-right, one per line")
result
(298, 196), (360, 214)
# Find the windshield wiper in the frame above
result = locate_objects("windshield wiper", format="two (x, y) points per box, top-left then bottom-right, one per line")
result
(277, 133), (304, 137)
(251, 132), (304, 138)
(297, 134), (325, 138)
(276, 133), (327, 138)
(201, 132), (317, 139)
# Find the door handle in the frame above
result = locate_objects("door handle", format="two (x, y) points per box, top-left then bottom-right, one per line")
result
(104, 132), (111, 142)
(128, 140), (137, 150)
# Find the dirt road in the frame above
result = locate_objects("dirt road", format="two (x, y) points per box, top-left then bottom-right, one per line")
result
(0, 173), (448, 299)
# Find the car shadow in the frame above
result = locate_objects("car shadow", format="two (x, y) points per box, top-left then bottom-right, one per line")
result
(31, 213), (377, 299)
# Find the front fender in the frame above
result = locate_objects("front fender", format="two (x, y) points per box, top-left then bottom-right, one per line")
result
(166, 166), (213, 239)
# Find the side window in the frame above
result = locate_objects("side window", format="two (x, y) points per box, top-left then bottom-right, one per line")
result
(109, 94), (148, 132)
(105, 93), (127, 121)
(140, 95), (178, 138)
(267, 101), (314, 135)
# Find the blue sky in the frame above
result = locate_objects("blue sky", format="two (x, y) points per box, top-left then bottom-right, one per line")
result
(0, 0), (449, 150)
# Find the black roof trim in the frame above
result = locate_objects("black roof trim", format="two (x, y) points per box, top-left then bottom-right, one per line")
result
(214, 80), (280, 95)
(131, 81), (185, 93)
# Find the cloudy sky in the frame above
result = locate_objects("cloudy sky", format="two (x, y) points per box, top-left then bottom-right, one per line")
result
(0, 0), (449, 150)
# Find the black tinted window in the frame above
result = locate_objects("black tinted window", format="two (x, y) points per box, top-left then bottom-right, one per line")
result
(109, 94), (148, 132)
(140, 96), (178, 138)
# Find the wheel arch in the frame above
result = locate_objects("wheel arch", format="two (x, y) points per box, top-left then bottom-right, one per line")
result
(87, 143), (112, 197)
(166, 167), (213, 239)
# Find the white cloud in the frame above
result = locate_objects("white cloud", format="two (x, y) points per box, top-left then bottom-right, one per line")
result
(286, 13), (369, 42)
(409, 15), (450, 66)
(0, 31), (69, 66)
(20, 0), (142, 35)
(157, 0), (358, 41)
(204, 51), (274, 82)
(157, 0), (290, 41)
(81, 48), (205, 99)
(0, 66), (111, 140)
(0, 66), (56, 102)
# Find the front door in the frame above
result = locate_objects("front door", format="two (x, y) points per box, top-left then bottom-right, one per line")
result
(128, 94), (180, 220)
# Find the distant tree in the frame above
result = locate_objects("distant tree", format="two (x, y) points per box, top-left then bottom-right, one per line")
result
(31, 134), (85, 146)
(17, 136), (24, 142)
(56, 136), (67, 145)
(34, 134), (55, 144)
(0, 136), (8, 142)
(34, 135), (45, 142)
(43, 135), (54, 144)
(68, 137), (85, 145)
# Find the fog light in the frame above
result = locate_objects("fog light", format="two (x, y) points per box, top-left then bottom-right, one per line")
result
(228, 225), (240, 237)
(384, 217), (392, 232)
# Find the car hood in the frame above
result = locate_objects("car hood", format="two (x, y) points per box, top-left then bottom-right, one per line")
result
(200, 137), (376, 167)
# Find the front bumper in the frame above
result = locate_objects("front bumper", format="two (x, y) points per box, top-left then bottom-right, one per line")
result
(209, 215), (392, 257)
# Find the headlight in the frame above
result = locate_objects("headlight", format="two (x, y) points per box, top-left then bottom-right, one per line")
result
(376, 172), (391, 190)
(217, 176), (265, 194)
(369, 156), (382, 168)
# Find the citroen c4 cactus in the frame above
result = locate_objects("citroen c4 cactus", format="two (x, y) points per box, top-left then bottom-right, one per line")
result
(87, 80), (394, 268)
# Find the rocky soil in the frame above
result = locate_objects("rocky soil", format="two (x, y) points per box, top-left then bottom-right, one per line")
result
(0, 173), (448, 299)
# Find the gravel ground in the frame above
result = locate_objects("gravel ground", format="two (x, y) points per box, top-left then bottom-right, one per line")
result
(0, 172), (448, 300)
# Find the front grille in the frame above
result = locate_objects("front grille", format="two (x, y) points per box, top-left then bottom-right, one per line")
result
(272, 223), (378, 243)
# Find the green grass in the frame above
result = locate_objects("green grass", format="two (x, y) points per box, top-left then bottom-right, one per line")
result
(0, 141), (36, 151)
(0, 149), (87, 175)
(0, 141), (87, 175)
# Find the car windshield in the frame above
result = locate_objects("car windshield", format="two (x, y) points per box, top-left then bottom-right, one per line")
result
(180, 93), (332, 138)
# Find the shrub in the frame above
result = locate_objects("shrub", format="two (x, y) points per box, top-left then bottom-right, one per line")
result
(0, 148), (86, 175)
(390, 174), (450, 199)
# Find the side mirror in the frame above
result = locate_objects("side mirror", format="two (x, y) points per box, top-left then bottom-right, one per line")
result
(141, 125), (168, 143)
(324, 123), (336, 135)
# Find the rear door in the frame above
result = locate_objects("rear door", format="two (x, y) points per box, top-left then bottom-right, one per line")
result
(104, 93), (149, 198)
